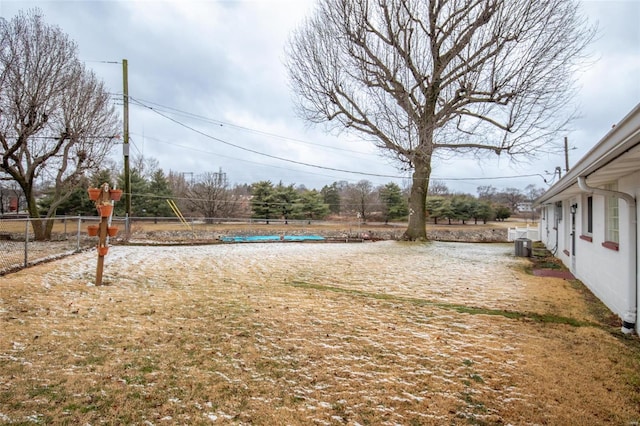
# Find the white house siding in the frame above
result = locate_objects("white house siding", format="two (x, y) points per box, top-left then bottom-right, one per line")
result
(539, 203), (562, 257)
(540, 180), (635, 322)
(536, 104), (640, 333)
(576, 193), (631, 320)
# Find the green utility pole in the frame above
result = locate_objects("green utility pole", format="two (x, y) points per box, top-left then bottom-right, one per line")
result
(122, 59), (131, 229)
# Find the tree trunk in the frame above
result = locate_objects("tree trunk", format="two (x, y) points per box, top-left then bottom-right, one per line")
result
(25, 190), (50, 241)
(403, 157), (431, 241)
(45, 217), (55, 237)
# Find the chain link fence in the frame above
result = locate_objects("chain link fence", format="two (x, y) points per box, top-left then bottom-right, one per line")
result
(0, 215), (395, 275)
(6, 215), (486, 275)
(0, 216), (100, 275)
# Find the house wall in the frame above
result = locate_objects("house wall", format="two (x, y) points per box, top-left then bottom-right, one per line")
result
(623, 172), (640, 326)
(539, 202), (561, 256)
(539, 173), (639, 320)
(574, 193), (631, 318)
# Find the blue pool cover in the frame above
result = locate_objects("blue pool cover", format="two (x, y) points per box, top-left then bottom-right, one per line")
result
(220, 235), (325, 242)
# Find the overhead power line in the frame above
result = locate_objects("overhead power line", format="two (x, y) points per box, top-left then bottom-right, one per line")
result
(128, 96), (550, 185)
(130, 96), (403, 179)
(129, 97), (376, 156)
(129, 132), (360, 182)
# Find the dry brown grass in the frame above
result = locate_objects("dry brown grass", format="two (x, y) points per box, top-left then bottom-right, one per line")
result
(1, 241), (638, 425)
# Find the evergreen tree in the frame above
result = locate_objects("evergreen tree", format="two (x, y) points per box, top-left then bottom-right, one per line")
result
(439, 199), (456, 225)
(38, 168), (115, 216)
(118, 168), (149, 217)
(274, 182), (301, 224)
(471, 200), (494, 224)
(321, 182), (341, 214)
(450, 195), (474, 224)
(38, 177), (95, 216)
(495, 204), (512, 222)
(90, 169), (115, 189)
(379, 182), (408, 222)
(298, 189), (330, 221)
(425, 196), (445, 225)
(146, 169), (174, 219)
(251, 181), (276, 223)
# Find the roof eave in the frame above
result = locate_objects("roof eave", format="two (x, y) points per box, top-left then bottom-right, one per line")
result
(534, 103), (640, 207)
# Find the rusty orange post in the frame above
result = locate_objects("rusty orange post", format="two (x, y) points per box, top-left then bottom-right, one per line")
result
(86, 182), (120, 286)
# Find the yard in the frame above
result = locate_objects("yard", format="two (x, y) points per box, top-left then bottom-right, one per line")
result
(1, 241), (639, 425)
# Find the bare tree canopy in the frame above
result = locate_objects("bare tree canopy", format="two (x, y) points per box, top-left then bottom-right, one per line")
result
(188, 169), (242, 221)
(286, 0), (594, 240)
(0, 9), (119, 239)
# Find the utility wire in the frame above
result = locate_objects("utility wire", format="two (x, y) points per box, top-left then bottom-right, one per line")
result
(129, 96), (377, 157)
(129, 97), (376, 156)
(130, 132), (366, 183)
(129, 96), (551, 185)
(131, 96), (404, 179)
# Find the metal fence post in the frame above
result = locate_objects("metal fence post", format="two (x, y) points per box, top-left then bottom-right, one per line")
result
(24, 218), (29, 268)
(76, 215), (82, 251)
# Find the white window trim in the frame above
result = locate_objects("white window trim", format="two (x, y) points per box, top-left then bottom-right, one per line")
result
(582, 194), (593, 238)
(604, 183), (620, 245)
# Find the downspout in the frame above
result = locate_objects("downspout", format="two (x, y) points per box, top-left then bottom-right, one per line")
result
(577, 177), (637, 334)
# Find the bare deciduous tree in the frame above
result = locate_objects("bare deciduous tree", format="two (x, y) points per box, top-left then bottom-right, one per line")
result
(0, 9), (119, 239)
(343, 179), (376, 222)
(428, 180), (450, 196)
(188, 169), (240, 221)
(167, 171), (195, 216)
(287, 0), (594, 240)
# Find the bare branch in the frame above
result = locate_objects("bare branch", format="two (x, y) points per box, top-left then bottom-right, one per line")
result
(286, 0), (595, 239)
(0, 8), (119, 238)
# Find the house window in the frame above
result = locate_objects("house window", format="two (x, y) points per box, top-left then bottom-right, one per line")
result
(604, 183), (619, 244)
(579, 195), (594, 242)
(582, 195), (593, 235)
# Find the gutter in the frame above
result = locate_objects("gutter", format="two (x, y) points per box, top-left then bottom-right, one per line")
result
(533, 103), (640, 208)
(577, 177), (637, 334)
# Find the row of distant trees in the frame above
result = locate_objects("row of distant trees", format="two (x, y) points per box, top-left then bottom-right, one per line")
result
(426, 195), (511, 225)
(30, 158), (411, 223)
(26, 156), (544, 225)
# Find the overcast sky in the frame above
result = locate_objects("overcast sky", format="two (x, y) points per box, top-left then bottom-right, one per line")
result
(1, 0), (639, 194)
